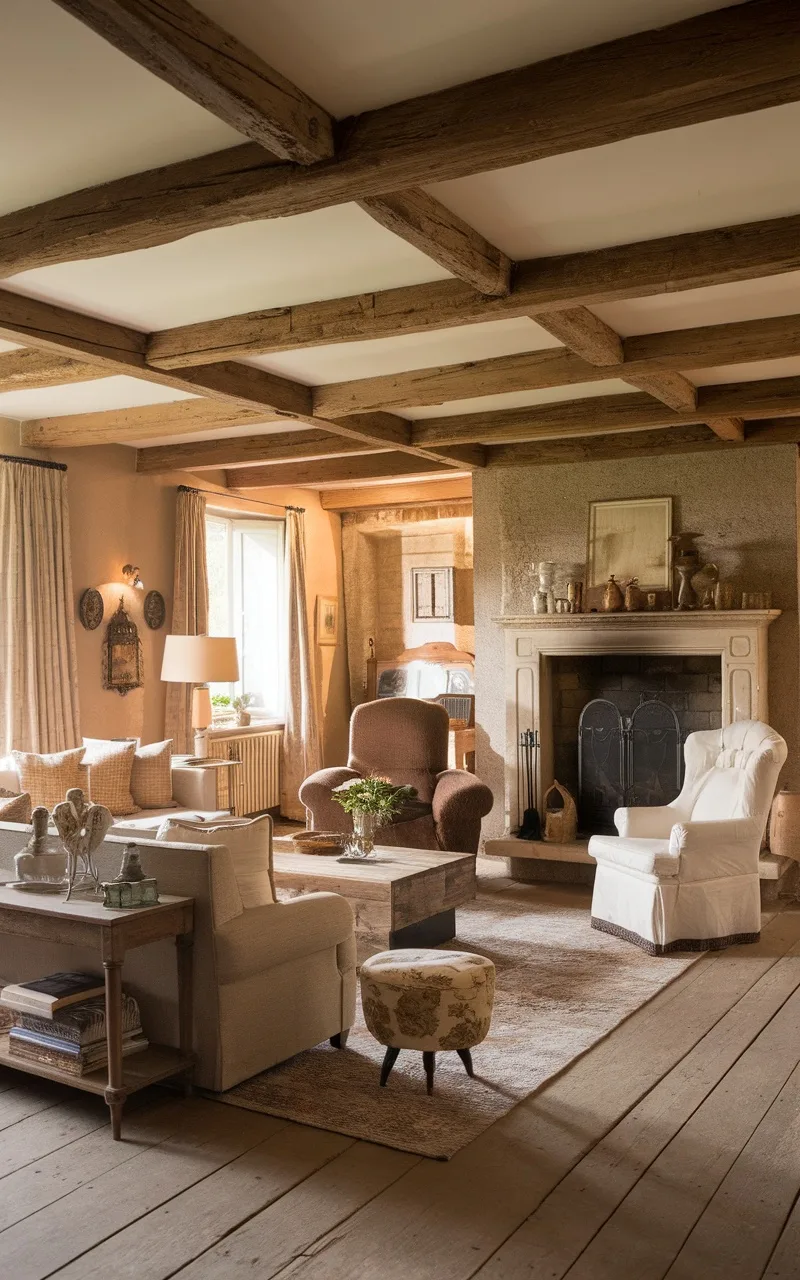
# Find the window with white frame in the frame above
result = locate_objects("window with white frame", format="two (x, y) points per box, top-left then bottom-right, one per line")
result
(205, 512), (285, 719)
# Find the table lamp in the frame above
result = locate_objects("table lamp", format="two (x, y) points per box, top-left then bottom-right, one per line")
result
(161, 635), (239, 757)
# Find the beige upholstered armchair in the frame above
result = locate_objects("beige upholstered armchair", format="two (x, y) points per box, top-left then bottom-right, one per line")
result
(0, 823), (356, 1091)
(588, 721), (787, 955)
(300, 698), (493, 854)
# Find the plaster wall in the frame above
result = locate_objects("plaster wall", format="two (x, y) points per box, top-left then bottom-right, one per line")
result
(1, 423), (349, 765)
(473, 446), (800, 837)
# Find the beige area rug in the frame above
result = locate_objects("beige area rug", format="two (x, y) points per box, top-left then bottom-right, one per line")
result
(216, 862), (700, 1159)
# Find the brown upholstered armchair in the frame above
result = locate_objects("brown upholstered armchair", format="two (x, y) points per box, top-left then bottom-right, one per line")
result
(299, 698), (493, 854)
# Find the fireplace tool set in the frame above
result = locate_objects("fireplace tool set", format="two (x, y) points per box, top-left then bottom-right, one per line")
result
(517, 728), (541, 839)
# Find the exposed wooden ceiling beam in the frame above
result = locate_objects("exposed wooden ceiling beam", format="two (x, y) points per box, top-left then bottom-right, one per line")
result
(52, 0), (333, 164)
(411, 376), (800, 447)
(4, 1), (799, 275)
(0, 347), (109, 391)
(231, 454), (458, 489)
(135, 430), (387, 474)
(705, 416), (746, 441)
(530, 307), (623, 365)
(484, 417), (800, 468)
(146, 212), (800, 367)
(22, 398), (274, 448)
(357, 189), (511, 296)
(312, 308), (800, 419)
(320, 476), (472, 511)
(0, 287), (457, 462)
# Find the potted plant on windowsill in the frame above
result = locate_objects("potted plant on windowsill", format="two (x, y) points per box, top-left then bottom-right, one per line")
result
(232, 693), (255, 727)
(332, 776), (418, 859)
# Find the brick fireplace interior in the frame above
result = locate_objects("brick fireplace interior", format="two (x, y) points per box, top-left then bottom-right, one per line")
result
(551, 653), (723, 834)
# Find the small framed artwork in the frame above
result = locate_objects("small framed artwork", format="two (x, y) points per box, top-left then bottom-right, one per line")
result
(316, 596), (339, 646)
(411, 567), (454, 622)
(587, 497), (672, 591)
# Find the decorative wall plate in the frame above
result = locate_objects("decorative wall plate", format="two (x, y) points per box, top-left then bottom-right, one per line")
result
(78, 587), (104, 630)
(143, 589), (166, 630)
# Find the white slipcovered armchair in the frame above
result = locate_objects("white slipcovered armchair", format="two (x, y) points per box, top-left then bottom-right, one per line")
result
(588, 721), (787, 955)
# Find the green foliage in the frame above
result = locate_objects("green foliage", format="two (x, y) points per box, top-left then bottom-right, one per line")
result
(232, 693), (255, 713)
(332, 775), (417, 819)
(211, 695), (231, 708)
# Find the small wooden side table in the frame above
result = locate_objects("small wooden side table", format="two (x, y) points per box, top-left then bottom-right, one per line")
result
(174, 756), (243, 814)
(0, 888), (194, 1140)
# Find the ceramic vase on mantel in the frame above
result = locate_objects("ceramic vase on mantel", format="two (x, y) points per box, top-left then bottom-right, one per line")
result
(345, 810), (380, 859)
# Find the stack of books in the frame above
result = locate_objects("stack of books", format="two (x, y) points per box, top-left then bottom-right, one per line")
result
(0, 972), (148, 1076)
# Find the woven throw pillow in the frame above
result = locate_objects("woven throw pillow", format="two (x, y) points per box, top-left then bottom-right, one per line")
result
(157, 813), (275, 908)
(12, 748), (86, 811)
(130, 740), (175, 810)
(82, 741), (140, 816)
(0, 792), (32, 823)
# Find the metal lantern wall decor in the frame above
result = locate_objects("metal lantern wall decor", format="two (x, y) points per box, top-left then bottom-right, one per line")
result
(102, 598), (144, 696)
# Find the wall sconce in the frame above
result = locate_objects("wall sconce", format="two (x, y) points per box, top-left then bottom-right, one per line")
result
(122, 563), (144, 590)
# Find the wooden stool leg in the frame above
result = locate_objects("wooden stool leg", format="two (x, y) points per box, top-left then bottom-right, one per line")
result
(380, 1046), (400, 1086)
(423, 1051), (436, 1095)
(457, 1048), (474, 1078)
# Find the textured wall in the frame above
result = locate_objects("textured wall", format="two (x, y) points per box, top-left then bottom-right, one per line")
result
(474, 446), (800, 836)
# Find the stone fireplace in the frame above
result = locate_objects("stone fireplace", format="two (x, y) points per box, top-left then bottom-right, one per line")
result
(489, 611), (779, 853)
(553, 652), (721, 832)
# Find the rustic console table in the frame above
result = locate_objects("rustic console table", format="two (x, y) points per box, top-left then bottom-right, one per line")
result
(0, 887), (194, 1139)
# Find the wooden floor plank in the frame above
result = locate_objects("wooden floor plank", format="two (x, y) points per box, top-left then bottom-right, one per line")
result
(0, 1093), (107, 1179)
(664, 1061), (800, 1280)
(562, 980), (800, 1280)
(0, 1100), (284, 1280)
(763, 1189), (800, 1277)
(0, 1081), (64, 1132)
(268, 913), (800, 1280)
(175, 1140), (419, 1280)
(473, 939), (800, 1279)
(50, 1120), (353, 1279)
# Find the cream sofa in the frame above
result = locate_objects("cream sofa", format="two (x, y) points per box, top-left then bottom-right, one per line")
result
(0, 821), (356, 1091)
(0, 754), (230, 827)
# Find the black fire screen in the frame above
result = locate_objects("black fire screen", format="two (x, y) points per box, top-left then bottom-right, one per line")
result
(578, 696), (682, 834)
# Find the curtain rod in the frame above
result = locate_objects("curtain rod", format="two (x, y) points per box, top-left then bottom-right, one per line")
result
(1, 453), (67, 472)
(178, 483), (304, 513)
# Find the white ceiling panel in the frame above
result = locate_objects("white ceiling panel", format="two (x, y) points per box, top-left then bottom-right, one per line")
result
(129, 421), (307, 449)
(691, 357), (800, 387)
(427, 103), (800, 259)
(0, 378), (197, 422)
(193, 0), (737, 118)
(247, 318), (562, 383)
(0, 0), (242, 216)
(5, 206), (450, 331)
(403, 379), (634, 420)
(594, 272), (800, 335)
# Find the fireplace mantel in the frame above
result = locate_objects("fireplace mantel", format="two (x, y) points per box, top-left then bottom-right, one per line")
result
(494, 610), (781, 629)
(494, 608), (782, 836)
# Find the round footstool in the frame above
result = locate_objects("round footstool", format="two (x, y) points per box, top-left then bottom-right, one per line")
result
(360, 948), (495, 1094)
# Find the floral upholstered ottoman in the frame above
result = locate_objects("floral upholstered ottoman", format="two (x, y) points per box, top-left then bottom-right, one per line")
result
(360, 948), (495, 1094)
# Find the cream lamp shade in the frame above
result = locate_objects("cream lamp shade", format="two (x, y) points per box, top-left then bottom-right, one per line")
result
(161, 636), (240, 756)
(160, 635), (239, 684)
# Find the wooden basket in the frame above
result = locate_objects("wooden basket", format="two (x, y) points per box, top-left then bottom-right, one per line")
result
(769, 791), (800, 862)
(291, 830), (347, 856)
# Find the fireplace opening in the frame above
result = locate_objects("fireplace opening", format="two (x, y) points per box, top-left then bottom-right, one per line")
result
(551, 654), (722, 835)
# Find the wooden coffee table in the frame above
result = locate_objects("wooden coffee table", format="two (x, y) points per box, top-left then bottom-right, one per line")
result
(272, 843), (476, 949)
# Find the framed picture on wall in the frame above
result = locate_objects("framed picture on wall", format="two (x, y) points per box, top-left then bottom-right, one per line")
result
(587, 497), (672, 590)
(411, 567), (454, 622)
(316, 596), (339, 646)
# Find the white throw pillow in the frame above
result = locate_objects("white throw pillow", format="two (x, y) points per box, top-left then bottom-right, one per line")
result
(156, 814), (275, 908)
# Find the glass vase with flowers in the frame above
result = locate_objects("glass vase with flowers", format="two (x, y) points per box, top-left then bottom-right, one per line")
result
(332, 776), (417, 860)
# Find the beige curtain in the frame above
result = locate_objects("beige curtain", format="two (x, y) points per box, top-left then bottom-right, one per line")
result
(164, 487), (209, 753)
(281, 508), (322, 819)
(0, 457), (81, 755)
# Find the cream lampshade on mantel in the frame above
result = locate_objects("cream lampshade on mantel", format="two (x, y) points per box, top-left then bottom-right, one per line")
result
(161, 635), (239, 757)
